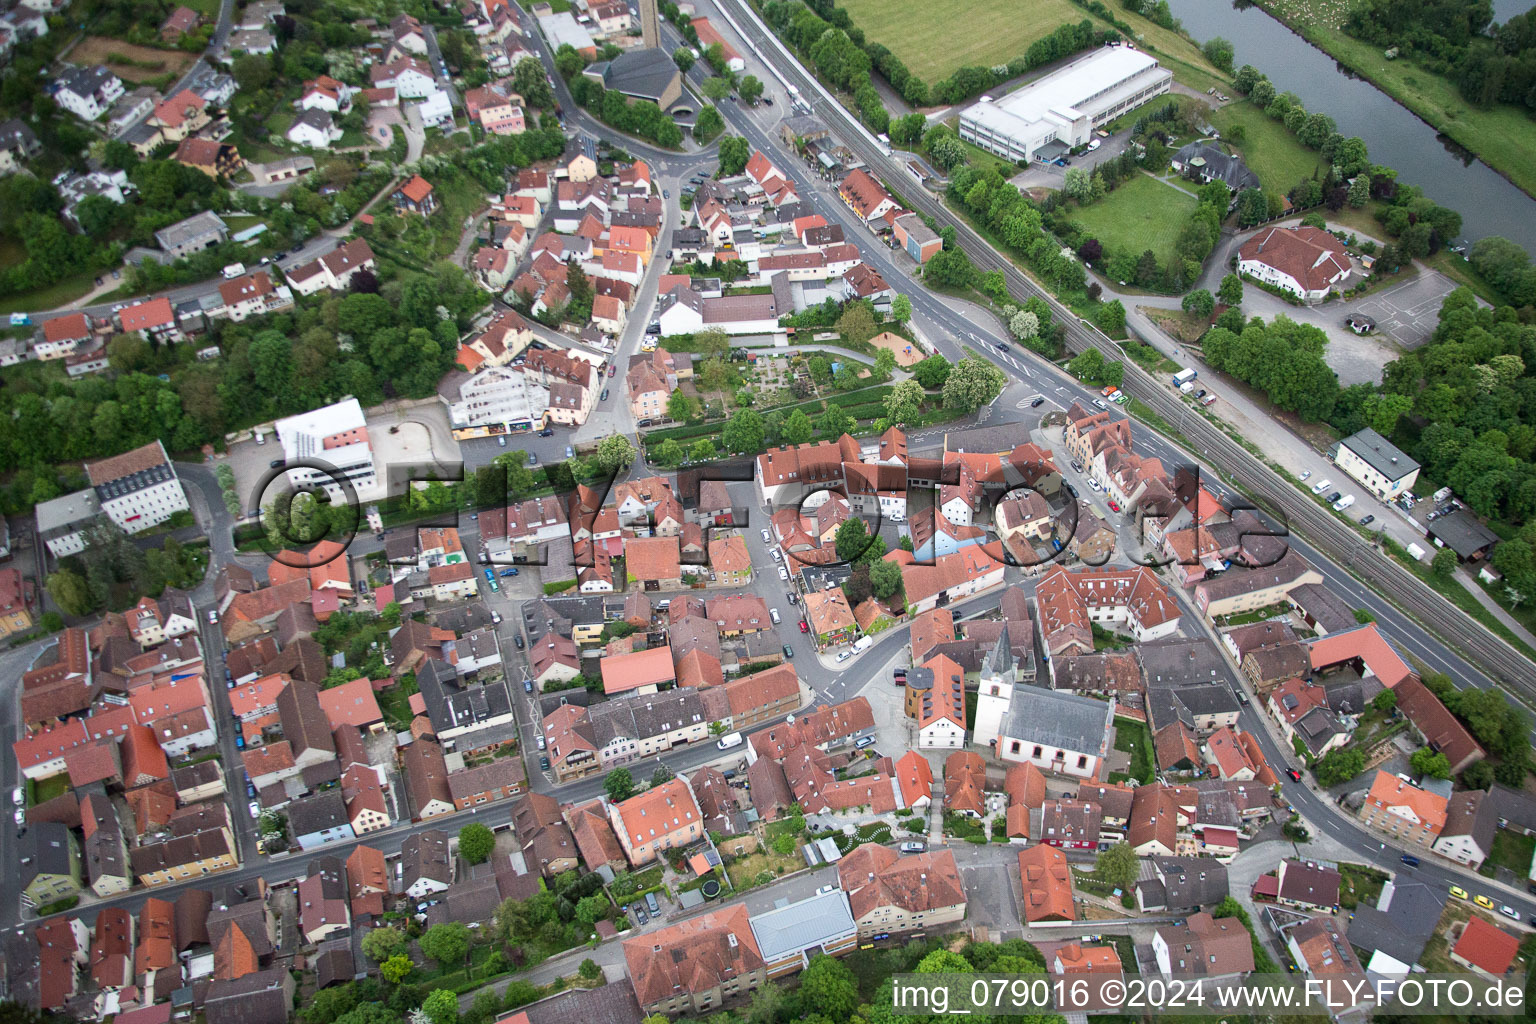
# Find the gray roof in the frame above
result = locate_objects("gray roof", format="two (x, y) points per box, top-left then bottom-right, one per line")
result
(425, 875), (503, 927)
(0, 118), (38, 153)
(20, 822), (75, 886)
(203, 967), (292, 1024)
(34, 488), (101, 538)
(1346, 879), (1444, 966)
(155, 210), (228, 251)
(587, 48), (679, 104)
(286, 789), (349, 837)
(402, 829), (452, 887)
(747, 889), (857, 962)
(781, 114), (828, 139)
(1293, 705), (1348, 757)
(1491, 783), (1536, 833)
(523, 982), (645, 1024)
(1288, 582), (1357, 633)
(1147, 684), (1240, 731)
(589, 689), (706, 747)
(1337, 428), (1419, 482)
(1138, 637), (1228, 688)
(1000, 684), (1114, 755)
(291, 107), (334, 132)
(1427, 509), (1500, 559)
(1324, 676), (1383, 715)
(58, 64), (118, 97)
(1153, 856), (1229, 909)
(1172, 142), (1259, 191)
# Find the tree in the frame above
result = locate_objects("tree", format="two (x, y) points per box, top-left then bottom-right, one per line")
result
(418, 923), (470, 969)
(869, 558), (903, 600)
(1202, 37), (1235, 72)
(458, 823), (495, 864)
(1461, 760), (1495, 790)
(579, 958), (602, 982)
(1410, 747), (1452, 780)
(233, 53), (274, 91)
(361, 927), (408, 963)
(832, 518), (871, 563)
(594, 434), (635, 471)
(817, 404), (854, 438)
(46, 568), (95, 616)
(799, 956), (859, 1022)
(693, 105), (724, 142)
(702, 76), (732, 102)
(667, 389), (694, 423)
(717, 135), (751, 176)
(941, 357), (1006, 413)
(380, 955), (413, 984)
(575, 894), (609, 925)
(420, 990), (458, 1024)
(891, 294), (912, 323)
(304, 985), (359, 1024)
(1313, 746), (1366, 786)
(835, 301), (878, 344)
(1372, 689), (1397, 714)
(1218, 273), (1245, 307)
(1069, 348), (1105, 382)
(884, 380), (925, 424)
(1095, 299), (1126, 334)
(604, 768), (635, 802)
(673, 47), (695, 72)
(1432, 548), (1459, 579)
(1182, 289), (1215, 318)
(913, 355), (951, 389)
(738, 75), (764, 104)
(1095, 842), (1139, 890)
(689, 438), (718, 462)
(652, 762), (675, 787)
(1009, 308), (1039, 341)
(1347, 174), (1370, 208)
(782, 408), (814, 445)
(721, 408), (765, 453)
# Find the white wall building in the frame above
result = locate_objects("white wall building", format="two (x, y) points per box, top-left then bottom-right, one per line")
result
(959, 46), (1172, 163)
(38, 441), (192, 558)
(55, 66), (125, 121)
(446, 365), (551, 430)
(275, 397), (379, 502)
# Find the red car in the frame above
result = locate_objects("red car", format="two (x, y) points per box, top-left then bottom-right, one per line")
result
(799, 620), (809, 633)
(1286, 768), (1303, 782)
(607, 364), (616, 377)
(1108, 500), (1121, 512)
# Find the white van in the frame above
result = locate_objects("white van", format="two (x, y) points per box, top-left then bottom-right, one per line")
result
(1311, 479), (1332, 495)
(852, 636), (873, 654)
(716, 732), (743, 750)
(1332, 494), (1356, 512)
(769, 608), (781, 624)
(253, 429), (266, 445)
(222, 262), (246, 280)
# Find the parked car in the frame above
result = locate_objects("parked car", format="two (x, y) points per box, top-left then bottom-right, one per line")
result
(565, 445), (575, 459)
(1475, 894), (1495, 910)
(1496, 904), (1518, 921)
(761, 529), (771, 543)
(799, 620), (809, 633)
(539, 427), (554, 437)
(600, 388), (609, 401)
(1300, 470), (1311, 480)
(1400, 854), (1420, 867)
(514, 635), (525, 650)
(1286, 768), (1302, 782)
(816, 884), (838, 896)
(778, 566), (790, 581)
(1360, 514), (1375, 525)
(633, 904), (648, 924)
(539, 756), (551, 770)
(854, 736), (875, 749)
(782, 644), (795, 659)
(522, 678), (534, 693)
(900, 841), (926, 853)
(1030, 397), (1044, 407)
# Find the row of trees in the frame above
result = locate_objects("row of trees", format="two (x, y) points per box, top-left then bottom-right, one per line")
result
(1201, 313), (1341, 422)
(46, 523), (204, 617)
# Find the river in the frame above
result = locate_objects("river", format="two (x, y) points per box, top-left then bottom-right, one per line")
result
(1161, 0), (1536, 251)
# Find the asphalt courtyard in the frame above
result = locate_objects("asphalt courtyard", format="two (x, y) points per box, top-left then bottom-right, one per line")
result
(1350, 271), (1461, 350)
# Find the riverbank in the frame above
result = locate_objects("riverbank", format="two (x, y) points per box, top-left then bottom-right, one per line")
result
(1251, 0), (1536, 201)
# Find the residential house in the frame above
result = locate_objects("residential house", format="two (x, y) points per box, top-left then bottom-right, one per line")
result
(836, 844), (966, 936)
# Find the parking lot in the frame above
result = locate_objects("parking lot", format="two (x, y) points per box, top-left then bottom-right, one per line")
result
(1349, 270), (1462, 350)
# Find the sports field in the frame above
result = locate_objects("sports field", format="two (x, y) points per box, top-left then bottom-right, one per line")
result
(1070, 174), (1196, 266)
(837, 0), (1087, 83)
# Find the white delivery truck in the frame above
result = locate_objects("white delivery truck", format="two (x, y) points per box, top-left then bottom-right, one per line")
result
(1172, 368), (1198, 387)
(222, 262), (246, 279)
(1332, 494), (1356, 512)
(1407, 542), (1428, 561)
(852, 636), (873, 654)
(1179, 381), (1196, 394)
(716, 732), (743, 750)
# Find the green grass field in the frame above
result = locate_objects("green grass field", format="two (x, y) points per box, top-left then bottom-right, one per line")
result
(838, 0), (1089, 83)
(1211, 100), (1325, 193)
(1256, 0), (1536, 199)
(1071, 173), (1196, 265)
(839, 0), (1233, 94)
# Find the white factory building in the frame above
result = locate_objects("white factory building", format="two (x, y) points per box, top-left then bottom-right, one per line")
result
(959, 45), (1173, 164)
(275, 397), (379, 502)
(36, 441), (191, 559)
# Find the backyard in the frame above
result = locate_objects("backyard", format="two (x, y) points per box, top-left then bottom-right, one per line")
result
(1209, 100), (1326, 194)
(1482, 829), (1536, 879)
(1336, 862), (1389, 909)
(1069, 174), (1196, 269)
(1113, 716), (1155, 785)
(69, 37), (196, 86)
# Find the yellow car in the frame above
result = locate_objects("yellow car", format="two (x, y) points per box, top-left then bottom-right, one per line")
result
(1475, 894), (1495, 910)
(1450, 886), (1470, 900)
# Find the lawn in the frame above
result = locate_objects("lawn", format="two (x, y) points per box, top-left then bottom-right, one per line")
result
(1256, 0), (1536, 199)
(0, 272), (100, 316)
(1069, 174), (1196, 267)
(1210, 100), (1326, 194)
(1336, 862), (1388, 909)
(1113, 716), (1155, 784)
(838, 0), (1092, 83)
(1484, 830), (1536, 879)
